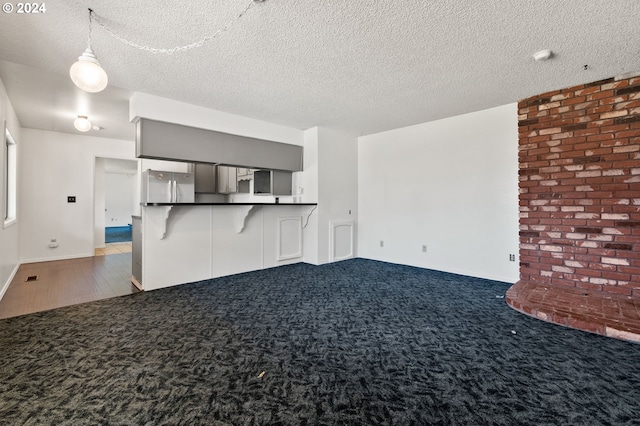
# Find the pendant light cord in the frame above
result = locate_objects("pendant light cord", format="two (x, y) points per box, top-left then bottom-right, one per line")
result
(87, 8), (94, 48)
(90, 0), (258, 55)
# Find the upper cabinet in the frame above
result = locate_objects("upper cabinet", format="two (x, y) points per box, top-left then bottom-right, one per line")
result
(217, 166), (237, 194)
(136, 118), (303, 172)
(194, 164), (237, 194)
(254, 170), (293, 196)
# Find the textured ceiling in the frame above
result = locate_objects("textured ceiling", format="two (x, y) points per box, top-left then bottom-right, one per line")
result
(0, 0), (639, 140)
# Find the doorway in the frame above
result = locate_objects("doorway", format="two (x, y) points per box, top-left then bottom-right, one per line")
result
(94, 157), (139, 255)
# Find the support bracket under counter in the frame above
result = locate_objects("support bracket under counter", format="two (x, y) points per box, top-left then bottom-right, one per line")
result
(236, 205), (257, 233)
(158, 206), (172, 239)
(141, 202), (317, 240)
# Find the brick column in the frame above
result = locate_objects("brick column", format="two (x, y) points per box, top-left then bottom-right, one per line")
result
(518, 74), (640, 296)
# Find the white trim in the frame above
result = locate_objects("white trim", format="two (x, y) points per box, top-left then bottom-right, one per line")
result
(276, 216), (303, 261)
(4, 125), (17, 228)
(330, 220), (354, 262)
(0, 262), (20, 302)
(20, 252), (95, 265)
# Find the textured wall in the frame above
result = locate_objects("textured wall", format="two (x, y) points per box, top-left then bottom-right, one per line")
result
(518, 74), (640, 295)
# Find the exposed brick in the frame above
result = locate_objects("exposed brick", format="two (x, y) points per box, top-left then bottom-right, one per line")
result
(602, 257), (630, 266)
(616, 221), (640, 227)
(519, 74), (640, 298)
(539, 102), (562, 111)
(519, 231), (540, 238)
(574, 227), (603, 234)
(561, 123), (589, 132)
(589, 90), (615, 101)
(613, 115), (640, 125)
(613, 145), (640, 153)
(602, 213), (630, 220)
(573, 156), (602, 164)
(601, 110), (628, 120)
(615, 85), (640, 96)
(603, 243), (633, 250)
(519, 118), (540, 127)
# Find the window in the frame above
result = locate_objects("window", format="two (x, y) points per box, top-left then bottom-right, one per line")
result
(4, 125), (16, 227)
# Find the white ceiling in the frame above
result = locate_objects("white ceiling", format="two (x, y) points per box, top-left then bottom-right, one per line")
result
(0, 0), (639, 141)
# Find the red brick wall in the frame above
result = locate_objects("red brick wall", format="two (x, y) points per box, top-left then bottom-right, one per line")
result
(518, 74), (640, 296)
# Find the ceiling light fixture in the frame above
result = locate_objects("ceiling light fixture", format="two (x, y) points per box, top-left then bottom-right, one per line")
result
(533, 49), (553, 62)
(74, 115), (92, 132)
(70, 8), (108, 93)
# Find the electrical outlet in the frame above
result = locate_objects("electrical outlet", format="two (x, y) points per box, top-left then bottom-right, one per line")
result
(380, 240), (384, 248)
(48, 238), (58, 248)
(422, 245), (427, 253)
(67, 196), (76, 203)
(509, 254), (516, 262)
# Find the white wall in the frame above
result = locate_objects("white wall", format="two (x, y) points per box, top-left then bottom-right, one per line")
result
(358, 104), (519, 283)
(299, 127), (358, 265)
(94, 158), (106, 248)
(105, 172), (136, 226)
(316, 127), (358, 264)
(19, 129), (135, 263)
(0, 77), (21, 298)
(301, 128), (319, 264)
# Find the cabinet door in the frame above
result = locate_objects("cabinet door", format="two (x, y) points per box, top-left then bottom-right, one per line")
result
(194, 164), (217, 193)
(217, 166), (238, 194)
(227, 167), (237, 193)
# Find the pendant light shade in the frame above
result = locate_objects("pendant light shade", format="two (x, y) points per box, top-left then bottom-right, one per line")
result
(70, 47), (108, 93)
(70, 9), (108, 93)
(74, 115), (92, 132)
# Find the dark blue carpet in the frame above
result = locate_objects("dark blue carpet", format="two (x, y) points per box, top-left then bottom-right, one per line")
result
(0, 259), (638, 425)
(105, 225), (132, 243)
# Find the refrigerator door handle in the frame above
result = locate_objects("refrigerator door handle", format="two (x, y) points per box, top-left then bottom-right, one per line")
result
(172, 179), (177, 203)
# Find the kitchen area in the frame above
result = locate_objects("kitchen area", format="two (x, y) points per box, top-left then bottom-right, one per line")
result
(131, 117), (319, 291)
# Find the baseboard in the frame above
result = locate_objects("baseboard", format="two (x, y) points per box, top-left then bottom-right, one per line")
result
(20, 252), (95, 264)
(0, 262), (20, 302)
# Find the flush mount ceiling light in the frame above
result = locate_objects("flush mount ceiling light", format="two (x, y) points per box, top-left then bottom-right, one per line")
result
(70, 8), (108, 93)
(74, 115), (92, 132)
(533, 49), (553, 62)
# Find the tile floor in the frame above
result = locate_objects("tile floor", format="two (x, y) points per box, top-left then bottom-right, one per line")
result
(507, 280), (640, 343)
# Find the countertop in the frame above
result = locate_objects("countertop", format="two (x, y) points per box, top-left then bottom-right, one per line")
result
(141, 202), (317, 207)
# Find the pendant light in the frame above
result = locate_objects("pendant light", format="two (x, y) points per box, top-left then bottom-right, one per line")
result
(70, 9), (108, 93)
(74, 116), (92, 132)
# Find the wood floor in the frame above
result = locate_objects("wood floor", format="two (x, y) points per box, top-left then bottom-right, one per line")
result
(0, 243), (139, 320)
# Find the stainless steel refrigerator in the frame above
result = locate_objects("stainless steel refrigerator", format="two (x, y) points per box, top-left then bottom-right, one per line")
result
(142, 170), (195, 203)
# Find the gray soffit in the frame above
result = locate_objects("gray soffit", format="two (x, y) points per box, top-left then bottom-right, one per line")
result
(0, 0), (639, 141)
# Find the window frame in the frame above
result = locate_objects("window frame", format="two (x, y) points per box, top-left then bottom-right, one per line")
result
(4, 122), (17, 228)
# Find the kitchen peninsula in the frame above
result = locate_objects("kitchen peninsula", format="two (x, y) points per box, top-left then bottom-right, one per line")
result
(130, 94), (357, 292)
(137, 202), (318, 291)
